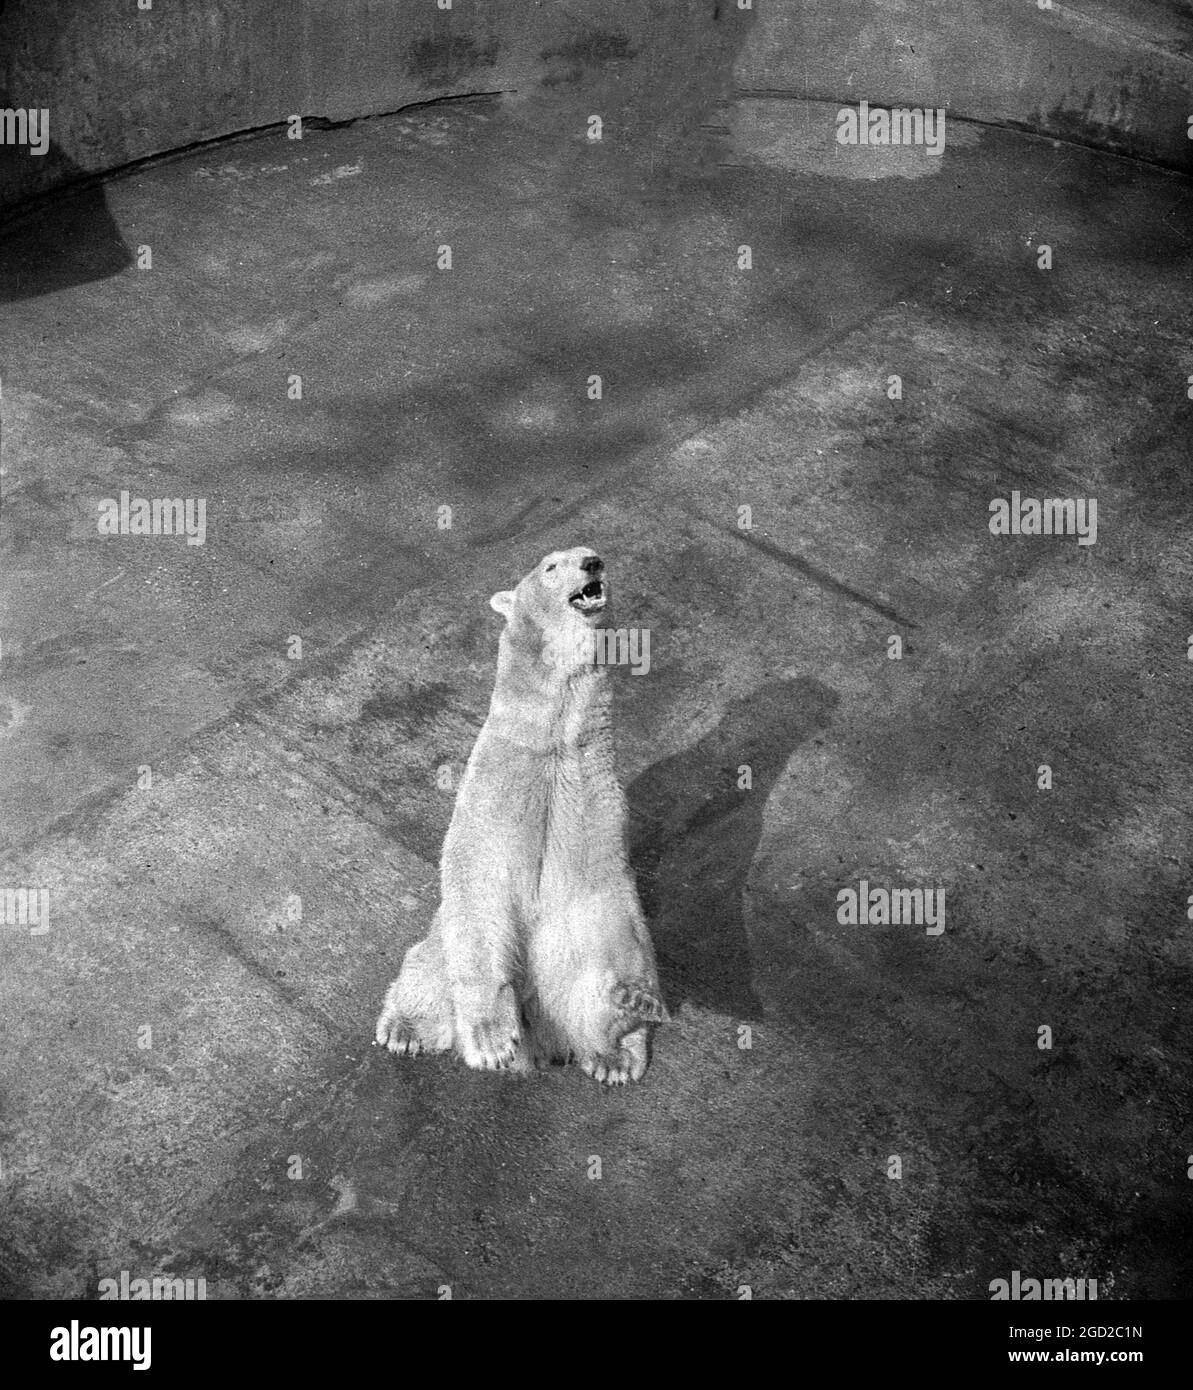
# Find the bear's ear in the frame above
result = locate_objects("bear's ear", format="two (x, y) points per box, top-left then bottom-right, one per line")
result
(489, 589), (516, 619)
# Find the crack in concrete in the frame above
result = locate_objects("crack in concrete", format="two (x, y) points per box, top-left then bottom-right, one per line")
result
(178, 904), (345, 1034)
(700, 512), (920, 629)
(0, 91), (515, 230)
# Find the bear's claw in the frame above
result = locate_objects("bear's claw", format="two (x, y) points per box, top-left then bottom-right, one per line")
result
(376, 1001), (452, 1057)
(460, 1018), (522, 1071)
(376, 1009), (423, 1054)
(388, 1024), (423, 1055)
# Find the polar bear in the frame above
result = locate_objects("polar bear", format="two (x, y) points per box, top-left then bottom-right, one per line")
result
(375, 546), (667, 1085)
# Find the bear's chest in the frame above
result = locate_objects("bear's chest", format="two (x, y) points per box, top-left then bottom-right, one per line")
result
(532, 749), (621, 869)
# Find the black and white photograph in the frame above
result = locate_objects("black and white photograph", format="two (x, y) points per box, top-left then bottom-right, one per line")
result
(1, 0), (1190, 1336)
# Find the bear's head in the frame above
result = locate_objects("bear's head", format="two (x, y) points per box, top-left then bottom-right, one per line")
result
(490, 547), (608, 674)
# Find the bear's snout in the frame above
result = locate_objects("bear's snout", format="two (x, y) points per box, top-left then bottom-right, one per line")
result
(565, 551), (608, 617)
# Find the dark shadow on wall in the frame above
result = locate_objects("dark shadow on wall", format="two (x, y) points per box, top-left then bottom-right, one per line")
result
(0, 148), (132, 301)
(1, 15), (131, 302)
(627, 676), (838, 1021)
(1, 1), (129, 296)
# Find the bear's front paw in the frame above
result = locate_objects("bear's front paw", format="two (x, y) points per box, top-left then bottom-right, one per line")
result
(376, 1005), (452, 1057)
(612, 980), (669, 1025)
(378, 1019), (423, 1055)
(375, 997), (414, 1052)
(459, 1017), (522, 1071)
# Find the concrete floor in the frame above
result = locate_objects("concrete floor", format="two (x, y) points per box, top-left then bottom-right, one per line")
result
(1, 76), (1192, 1298)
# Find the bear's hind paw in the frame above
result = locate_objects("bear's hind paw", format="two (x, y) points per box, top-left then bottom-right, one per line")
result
(580, 1046), (647, 1087)
(612, 981), (668, 1025)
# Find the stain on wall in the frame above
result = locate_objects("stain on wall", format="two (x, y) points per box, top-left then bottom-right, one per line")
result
(407, 34), (499, 88)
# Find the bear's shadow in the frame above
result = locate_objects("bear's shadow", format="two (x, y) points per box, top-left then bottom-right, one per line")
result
(627, 676), (838, 1021)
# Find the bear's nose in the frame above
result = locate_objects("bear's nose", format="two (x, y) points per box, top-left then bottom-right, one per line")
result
(580, 555), (603, 573)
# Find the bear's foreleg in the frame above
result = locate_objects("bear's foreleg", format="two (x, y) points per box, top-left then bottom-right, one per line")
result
(440, 887), (524, 1071)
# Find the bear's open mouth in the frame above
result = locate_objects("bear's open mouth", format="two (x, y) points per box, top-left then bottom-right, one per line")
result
(568, 578), (606, 615)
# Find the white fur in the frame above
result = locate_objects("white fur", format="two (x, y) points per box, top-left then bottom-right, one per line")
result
(375, 547), (666, 1085)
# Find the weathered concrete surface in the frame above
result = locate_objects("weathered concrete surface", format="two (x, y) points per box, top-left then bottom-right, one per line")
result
(1, 57), (1192, 1297)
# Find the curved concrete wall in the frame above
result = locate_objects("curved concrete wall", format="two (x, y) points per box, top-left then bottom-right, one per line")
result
(734, 0), (1193, 170)
(0, 0), (741, 212)
(1, 0), (1189, 213)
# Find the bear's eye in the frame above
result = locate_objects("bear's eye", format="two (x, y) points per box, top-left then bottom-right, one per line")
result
(545, 563), (556, 573)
